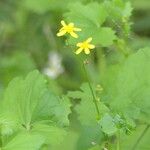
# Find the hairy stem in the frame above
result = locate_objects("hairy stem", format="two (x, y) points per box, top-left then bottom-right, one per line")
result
(83, 62), (100, 119)
(117, 131), (121, 150)
(132, 124), (150, 150)
(0, 133), (2, 148)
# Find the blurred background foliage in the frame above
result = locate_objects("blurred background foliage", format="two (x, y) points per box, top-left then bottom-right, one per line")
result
(0, 0), (149, 91)
(0, 0), (150, 149)
(0, 0), (150, 91)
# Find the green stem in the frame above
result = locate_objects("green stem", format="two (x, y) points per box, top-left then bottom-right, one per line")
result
(117, 131), (120, 150)
(0, 133), (2, 148)
(132, 124), (150, 150)
(83, 62), (100, 119)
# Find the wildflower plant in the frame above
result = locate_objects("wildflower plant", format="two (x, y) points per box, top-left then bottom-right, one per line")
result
(0, 0), (150, 150)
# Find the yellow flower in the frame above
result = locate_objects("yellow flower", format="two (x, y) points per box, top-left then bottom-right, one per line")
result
(75, 37), (95, 55)
(57, 20), (81, 38)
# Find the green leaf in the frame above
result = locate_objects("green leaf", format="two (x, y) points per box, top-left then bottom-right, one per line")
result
(101, 47), (150, 124)
(121, 125), (150, 150)
(1, 70), (50, 127)
(1, 70), (71, 127)
(94, 27), (116, 46)
(3, 132), (44, 150)
(104, 0), (133, 20)
(64, 2), (116, 47)
(48, 96), (72, 126)
(32, 123), (66, 146)
(0, 70), (71, 146)
(68, 83), (109, 126)
(50, 131), (79, 150)
(99, 113), (117, 136)
(65, 2), (108, 27)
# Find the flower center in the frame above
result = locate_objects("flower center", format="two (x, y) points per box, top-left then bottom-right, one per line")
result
(81, 42), (89, 49)
(64, 26), (74, 33)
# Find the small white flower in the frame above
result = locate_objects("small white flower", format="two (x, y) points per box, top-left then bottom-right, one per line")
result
(43, 51), (64, 79)
(91, 141), (96, 145)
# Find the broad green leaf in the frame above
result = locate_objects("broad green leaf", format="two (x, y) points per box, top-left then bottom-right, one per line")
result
(1, 70), (71, 127)
(104, 0), (133, 20)
(64, 2), (116, 47)
(0, 70), (71, 146)
(32, 123), (66, 146)
(1, 70), (51, 127)
(48, 96), (72, 126)
(103, 0), (133, 36)
(99, 113), (117, 136)
(121, 125), (150, 150)
(68, 83), (109, 126)
(101, 47), (150, 124)
(51, 131), (79, 150)
(77, 125), (103, 150)
(94, 27), (116, 46)
(3, 132), (44, 150)
(65, 2), (108, 27)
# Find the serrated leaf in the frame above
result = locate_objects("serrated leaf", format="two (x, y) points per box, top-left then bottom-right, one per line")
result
(94, 27), (116, 46)
(99, 113), (117, 136)
(64, 2), (116, 47)
(32, 123), (66, 146)
(0, 70), (71, 146)
(101, 47), (150, 124)
(66, 2), (108, 27)
(121, 125), (150, 150)
(1, 70), (71, 127)
(104, 0), (133, 20)
(69, 83), (109, 126)
(48, 96), (72, 126)
(3, 132), (44, 150)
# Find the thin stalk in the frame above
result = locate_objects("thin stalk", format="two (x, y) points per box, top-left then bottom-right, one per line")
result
(0, 133), (2, 148)
(117, 131), (121, 150)
(132, 124), (150, 150)
(83, 62), (100, 119)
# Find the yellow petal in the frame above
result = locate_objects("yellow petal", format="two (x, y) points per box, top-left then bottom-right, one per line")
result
(61, 20), (66, 26)
(57, 30), (66, 37)
(68, 23), (74, 27)
(89, 44), (95, 49)
(84, 48), (90, 54)
(86, 37), (92, 43)
(59, 27), (65, 31)
(70, 32), (78, 38)
(76, 43), (82, 47)
(75, 48), (83, 55)
(74, 28), (82, 31)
